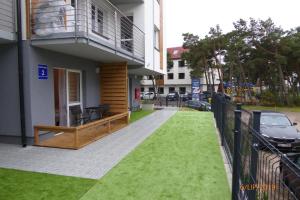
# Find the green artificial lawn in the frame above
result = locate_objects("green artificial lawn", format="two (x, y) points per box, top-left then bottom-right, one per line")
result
(0, 168), (96, 200)
(130, 110), (155, 123)
(81, 111), (230, 200)
(243, 105), (300, 112)
(179, 107), (198, 111)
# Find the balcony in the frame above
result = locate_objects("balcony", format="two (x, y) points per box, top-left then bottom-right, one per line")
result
(0, 0), (16, 43)
(30, 0), (145, 65)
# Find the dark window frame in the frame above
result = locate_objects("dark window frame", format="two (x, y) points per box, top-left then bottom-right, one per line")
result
(167, 73), (174, 80)
(179, 87), (186, 94)
(178, 60), (185, 67)
(169, 87), (175, 93)
(149, 87), (155, 92)
(178, 73), (185, 79)
(158, 87), (164, 94)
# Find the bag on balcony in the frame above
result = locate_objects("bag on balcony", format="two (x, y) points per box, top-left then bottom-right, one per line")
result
(34, 0), (67, 36)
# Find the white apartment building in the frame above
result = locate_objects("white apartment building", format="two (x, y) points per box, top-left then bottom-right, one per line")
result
(141, 47), (220, 96)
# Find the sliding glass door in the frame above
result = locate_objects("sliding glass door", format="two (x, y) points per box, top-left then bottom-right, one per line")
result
(66, 70), (83, 126)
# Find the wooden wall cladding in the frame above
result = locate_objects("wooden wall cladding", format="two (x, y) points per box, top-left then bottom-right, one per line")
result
(100, 62), (128, 113)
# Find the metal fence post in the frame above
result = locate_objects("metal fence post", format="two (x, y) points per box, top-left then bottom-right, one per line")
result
(232, 110), (242, 200)
(220, 97), (226, 146)
(249, 111), (261, 200)
(236, 103), (242, 111)
(216, 95), (220, 128)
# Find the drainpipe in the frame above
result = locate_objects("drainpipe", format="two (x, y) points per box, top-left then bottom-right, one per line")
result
(16, 0), (27, 147)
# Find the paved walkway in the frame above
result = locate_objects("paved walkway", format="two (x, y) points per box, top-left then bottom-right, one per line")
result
(0, 109), (177, 179)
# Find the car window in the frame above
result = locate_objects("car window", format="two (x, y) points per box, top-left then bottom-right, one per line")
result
(261, 115), (291, 126)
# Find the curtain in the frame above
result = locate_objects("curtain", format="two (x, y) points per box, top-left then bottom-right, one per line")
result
(58, 69), (67, 126)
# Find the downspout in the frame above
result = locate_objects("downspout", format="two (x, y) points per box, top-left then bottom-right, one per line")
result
(16, 0), (27, 147)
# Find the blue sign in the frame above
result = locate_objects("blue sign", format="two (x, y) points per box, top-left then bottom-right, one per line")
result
(192, 78), (201, 100)
(38, 64), (48, 80)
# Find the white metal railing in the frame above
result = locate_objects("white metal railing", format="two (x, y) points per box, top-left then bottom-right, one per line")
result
(30, 0), (145, 62)
(0, 0), (15, 34)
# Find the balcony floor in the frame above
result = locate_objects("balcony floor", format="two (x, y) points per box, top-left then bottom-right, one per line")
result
(0, 30), (16, 43)
(31, 34), (144, 66)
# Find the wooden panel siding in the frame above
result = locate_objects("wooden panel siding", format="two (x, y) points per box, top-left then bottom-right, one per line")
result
(100, 62), (128, 114)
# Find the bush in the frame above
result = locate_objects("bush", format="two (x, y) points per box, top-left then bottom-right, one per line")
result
(260, 91), (276, 106)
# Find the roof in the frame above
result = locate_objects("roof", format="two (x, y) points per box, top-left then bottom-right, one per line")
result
(167, 47), (189, 60)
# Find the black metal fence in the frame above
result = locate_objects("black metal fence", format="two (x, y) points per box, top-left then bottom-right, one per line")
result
(212, 93), (300, 200)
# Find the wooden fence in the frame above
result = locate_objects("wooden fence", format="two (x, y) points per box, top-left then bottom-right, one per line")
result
(34, 112), (129, 150)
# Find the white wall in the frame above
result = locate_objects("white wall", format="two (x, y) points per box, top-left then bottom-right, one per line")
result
(144, 0), (165, 74)
(117, 0), (165, 74)
(153, 0), (160, 28)
(165, 59), (192, 85)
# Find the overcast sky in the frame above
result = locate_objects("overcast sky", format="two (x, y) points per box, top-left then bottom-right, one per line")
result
(165, 0), (300, 48)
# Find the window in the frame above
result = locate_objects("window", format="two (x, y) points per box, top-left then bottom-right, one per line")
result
(178, 60), (185, 67)
(178, 73), (185, 79)
(91, 4), (104, 36)
(147, 75), (153, 80)
(154, 27), (160, 50)
(68, 71), (81, 103)
(168, 73), (174, 79)
(158, 87), (164, 94)
(167, 60), (174, 69)
(141, 87), (144, 92)
(71, 0), (75, 7)
(149, 87), (155, 92)
(179, 87), (186, 94)
(169, 87), (175, 93)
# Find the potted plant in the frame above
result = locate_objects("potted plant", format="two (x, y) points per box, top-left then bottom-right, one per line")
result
(141, 99), (154, 110)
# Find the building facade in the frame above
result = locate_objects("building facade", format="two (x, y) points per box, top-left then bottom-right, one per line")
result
(0, 0), (165, 145)
(141, 46), (220, 96)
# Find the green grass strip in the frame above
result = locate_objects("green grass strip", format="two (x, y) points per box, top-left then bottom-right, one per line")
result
(130, 110), (155, 123)
(82, 111), (230, 200)
(0, 168), (96, 200)
(244, 105), (300, 112)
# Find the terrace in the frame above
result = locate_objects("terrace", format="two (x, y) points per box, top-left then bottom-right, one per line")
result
(34, 62), (129, 150)
(28, 0), (145, 65)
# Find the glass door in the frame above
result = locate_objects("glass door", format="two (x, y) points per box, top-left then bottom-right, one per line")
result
(66, 70), (82, 126)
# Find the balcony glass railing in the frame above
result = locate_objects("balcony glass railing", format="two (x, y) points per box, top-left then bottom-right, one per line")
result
(30, 0), (145, 62)
(0, 0), (15, 35)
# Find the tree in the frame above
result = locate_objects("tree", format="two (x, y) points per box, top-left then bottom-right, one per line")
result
(182, 17), (300, 106)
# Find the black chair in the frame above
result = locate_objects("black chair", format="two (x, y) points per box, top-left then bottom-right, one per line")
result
(69, 105), (90, 126)
(100, 104), (110, 116)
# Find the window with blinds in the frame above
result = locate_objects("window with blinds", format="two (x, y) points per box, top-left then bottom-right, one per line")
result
(68, 71), (81, 103)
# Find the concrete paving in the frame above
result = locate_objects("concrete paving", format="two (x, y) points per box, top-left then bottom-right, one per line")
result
(214, 122), (232, 189)
(0, 109), (177, 179)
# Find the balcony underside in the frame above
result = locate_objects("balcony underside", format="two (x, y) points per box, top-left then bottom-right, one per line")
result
(31, 33), (144, 66)
(110, 0), (144, 4)
(0, 30), (16, 44)
(128, 66), (163, 76)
